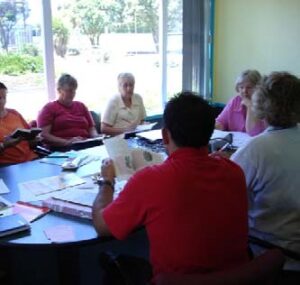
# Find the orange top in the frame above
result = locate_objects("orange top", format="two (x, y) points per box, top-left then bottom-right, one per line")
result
(0, 109), (38, 164)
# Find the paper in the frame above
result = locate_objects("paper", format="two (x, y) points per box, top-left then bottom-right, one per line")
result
(0, 195), (12, 211)
(135, 122), (157, 132)
(0, 179), (10, 194)
(104, 136), (165, 181)
(104, 136), (134, 180)
(18, 173), (86, 196)
(136, 129), (162, 142)
(52, 188), (98, 207)
(210, 130), (252, 149)
(44, 225), (75, 243)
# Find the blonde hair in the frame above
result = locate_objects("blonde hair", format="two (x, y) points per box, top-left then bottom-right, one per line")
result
(235, 70), (261, 92)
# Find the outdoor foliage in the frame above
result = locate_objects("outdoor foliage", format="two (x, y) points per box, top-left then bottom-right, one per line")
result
(0, 0), (29, 51)
(0, 53), (43, 75)
(52, 18), (69, 57)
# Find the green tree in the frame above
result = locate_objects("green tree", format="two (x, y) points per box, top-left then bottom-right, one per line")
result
(0, 1), (18, 51)
(52, 18), (69, 57)
(65, 0), (124, 46)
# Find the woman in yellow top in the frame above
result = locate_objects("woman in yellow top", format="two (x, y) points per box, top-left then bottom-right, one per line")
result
(0, 82), (38, 165)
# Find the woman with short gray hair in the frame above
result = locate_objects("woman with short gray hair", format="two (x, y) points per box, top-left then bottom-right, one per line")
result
(101, 72), (146, 136)
(215, 69), (266, 136)
(232, 71), (300, 273)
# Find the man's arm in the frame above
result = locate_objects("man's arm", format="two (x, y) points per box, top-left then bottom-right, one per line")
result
(92, 159), (116, 236)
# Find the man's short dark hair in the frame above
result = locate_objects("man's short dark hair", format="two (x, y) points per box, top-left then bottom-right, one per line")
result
(163, 91), (215, 147)
(0, 82), (7, 90)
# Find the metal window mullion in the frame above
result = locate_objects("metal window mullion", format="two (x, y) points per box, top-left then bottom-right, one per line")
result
(41, 0), (55, 101)
(159, 0), (168, 109)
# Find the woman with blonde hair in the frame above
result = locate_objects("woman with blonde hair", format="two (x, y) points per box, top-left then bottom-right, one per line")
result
(215, 69), (266, 136)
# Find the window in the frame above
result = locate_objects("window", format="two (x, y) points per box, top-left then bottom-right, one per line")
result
(0, 0), (47, 121)
(1, 0), (212, 120)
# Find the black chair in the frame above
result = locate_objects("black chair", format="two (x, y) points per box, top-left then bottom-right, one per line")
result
(98, 252), (152, 285)
(154, 249), (285, 285)
(90, 110), (101, 133)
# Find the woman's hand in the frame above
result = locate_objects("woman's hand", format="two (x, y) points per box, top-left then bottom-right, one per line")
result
(65, 136), (85, 145)
(3, 136), (22, 147)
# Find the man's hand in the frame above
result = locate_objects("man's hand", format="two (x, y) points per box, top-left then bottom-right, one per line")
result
(101, 158), (116, 182)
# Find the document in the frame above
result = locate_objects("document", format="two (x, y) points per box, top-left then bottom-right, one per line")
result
(136, 129), (162, 142)
(18, 173), (86, 197)
(0, 179), (10, 194)
(210, 129), (252, 149)
(103, 136), (165, 181)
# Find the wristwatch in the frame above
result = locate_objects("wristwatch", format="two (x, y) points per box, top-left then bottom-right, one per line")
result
(96, 178), (115, 189)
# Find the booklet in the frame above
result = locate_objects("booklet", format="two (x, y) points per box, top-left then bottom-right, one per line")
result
(10, 127), (42, 140)
(103, 136), (165, 181)
(12, 201), (50, 223)
(0, 213), (31, 237)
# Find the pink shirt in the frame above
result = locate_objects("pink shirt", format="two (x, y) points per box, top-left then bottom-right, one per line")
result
(103, 148), (249, 277)
(216, 96), (266, 136)
(37, 101), (94, 139)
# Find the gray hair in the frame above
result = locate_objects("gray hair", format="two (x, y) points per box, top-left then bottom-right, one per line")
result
(57, 73), (78, 89)
(235, 69), (261, 92)
(117, 72), (135, 84)
(253, 71), (300, 127)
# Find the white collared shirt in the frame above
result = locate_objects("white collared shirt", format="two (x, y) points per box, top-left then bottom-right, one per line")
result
(102, 93), (146, 128)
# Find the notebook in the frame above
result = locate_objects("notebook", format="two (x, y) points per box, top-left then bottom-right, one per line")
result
(0, 214), (31, 237)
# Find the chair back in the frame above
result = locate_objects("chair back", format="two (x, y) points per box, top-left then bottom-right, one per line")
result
(155, 249), (285, 285)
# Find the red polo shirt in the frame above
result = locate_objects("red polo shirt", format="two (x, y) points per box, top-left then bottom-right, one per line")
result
(103, 147), (249, 277)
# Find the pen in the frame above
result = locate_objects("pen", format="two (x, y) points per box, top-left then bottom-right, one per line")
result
(219, 142), (230, 152)
(47, 156), (69, 158)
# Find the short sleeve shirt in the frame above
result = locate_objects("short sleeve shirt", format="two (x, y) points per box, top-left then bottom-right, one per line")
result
(102, 94), (146, 128)
(216, 95), (266, 136)
(37, 100), (94, 139)
(102, 147), (249, 277)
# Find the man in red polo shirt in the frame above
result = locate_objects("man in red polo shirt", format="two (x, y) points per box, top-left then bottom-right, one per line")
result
(92, 92), (249, 281)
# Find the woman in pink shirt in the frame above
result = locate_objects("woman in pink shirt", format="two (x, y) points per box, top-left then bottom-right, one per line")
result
(37, 74), (99, 148)
(215, 70), (266, 136)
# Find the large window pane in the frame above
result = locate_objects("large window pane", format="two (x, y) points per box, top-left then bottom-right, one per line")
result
(51, 0), (182, 116)
(0, 0), (46, 121)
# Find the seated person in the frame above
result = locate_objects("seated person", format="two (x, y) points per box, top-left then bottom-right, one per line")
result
(0, 82), (38, 164)
(37, 74), (99, 149)
(232, 72), (300, 271)
(93, 92), (249, 281)
(215, 69), (266, 136)
(101, 72), (146, 136)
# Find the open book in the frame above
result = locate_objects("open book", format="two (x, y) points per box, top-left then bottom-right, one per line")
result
(10, 127), (42, 140)
(103, 136), (165, 181)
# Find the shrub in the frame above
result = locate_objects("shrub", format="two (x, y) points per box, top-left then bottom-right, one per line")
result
(0, 53), (43, 75)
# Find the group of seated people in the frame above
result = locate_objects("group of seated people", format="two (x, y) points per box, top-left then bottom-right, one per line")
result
(1, 69), (299, 283)
(0, 72), (146, 164)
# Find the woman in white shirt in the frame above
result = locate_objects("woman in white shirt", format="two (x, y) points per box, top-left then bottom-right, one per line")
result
(101, 73), (146, 136)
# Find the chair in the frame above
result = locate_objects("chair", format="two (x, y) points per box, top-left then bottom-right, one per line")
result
(154, 249), (285, 285)
(90, 110), (101, 133)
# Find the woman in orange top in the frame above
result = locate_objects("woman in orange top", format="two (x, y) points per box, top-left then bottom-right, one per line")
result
(0, 82), (38, 165)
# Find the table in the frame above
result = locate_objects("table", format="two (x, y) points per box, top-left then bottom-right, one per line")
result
(0, 145), (150, 285)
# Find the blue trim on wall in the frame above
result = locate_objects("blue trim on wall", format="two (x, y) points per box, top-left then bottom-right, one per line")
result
(210, 0), (215, 102)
